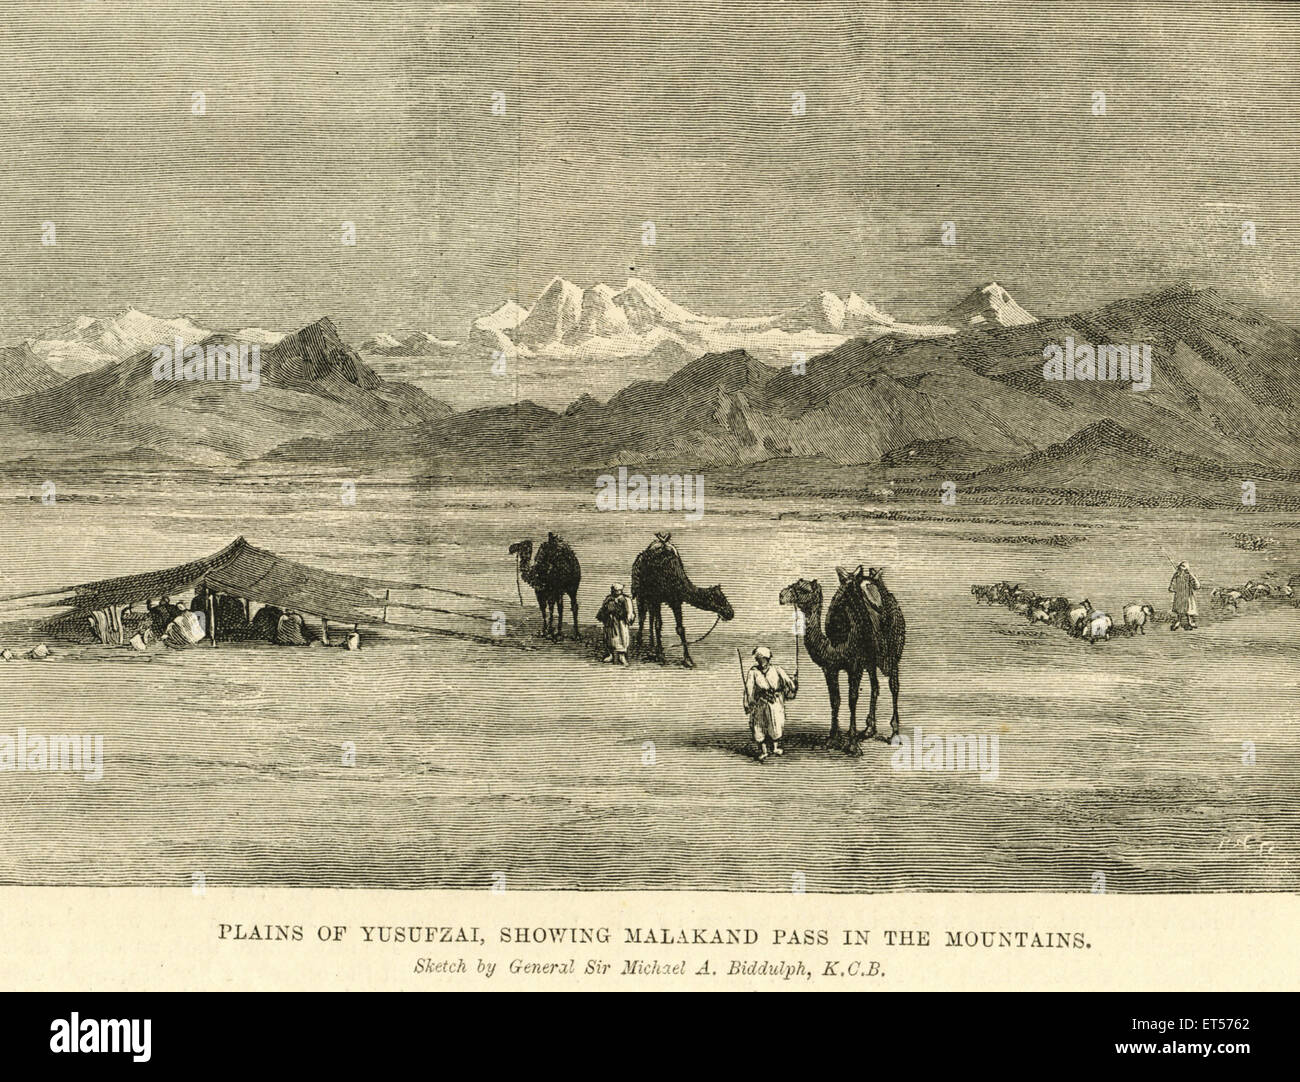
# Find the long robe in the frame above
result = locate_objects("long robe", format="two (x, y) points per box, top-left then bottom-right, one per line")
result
(163, 609), (206, 648)
(597, 593), (635, 655)
(1169, 568), (1200, 616)
(745, 664), (797, 743)
(275, 612), (308, 646)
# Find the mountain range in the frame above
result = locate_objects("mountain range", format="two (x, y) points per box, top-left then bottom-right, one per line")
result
(4, 282), (1298, 507)
(463, 275), (961, 364)
(0, 318), (448, 465)
(356, 277), (977, 410)
(0, 279), (1023, 416)
(264, 284), (1300, 507)
(22, 308), (286, 379)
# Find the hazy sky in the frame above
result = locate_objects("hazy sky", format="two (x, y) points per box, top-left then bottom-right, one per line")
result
(0, 1), (1295, 345)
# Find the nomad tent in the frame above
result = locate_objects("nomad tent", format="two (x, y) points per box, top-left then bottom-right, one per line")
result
(29, 536), (415, 645)
(0, 536), (505, 647)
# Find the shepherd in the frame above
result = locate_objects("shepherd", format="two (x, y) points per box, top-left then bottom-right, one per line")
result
(1169, 560), (1200, 631)
(597, 583), (636, 665)
(742, 645), (798, 762)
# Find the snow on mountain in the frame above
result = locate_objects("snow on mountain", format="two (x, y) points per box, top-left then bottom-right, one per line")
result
(464, 298), (531, 358)
(515, 277), (586, 347)
(473, 278), (920, 366)
(472, 299), (529, 333)
(455, 279), (963, 378)
(611, 278), (708, 328)
(576, 283), (632, 337)
(360, 330), (460, 356)
(29, 308), (213, 377)
(946, 282), (1037, 328)
(233, 327), (288, 346)
(844, 292), (900, 327)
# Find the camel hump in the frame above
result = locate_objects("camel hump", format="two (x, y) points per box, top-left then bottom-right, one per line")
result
(636, 542), (684, 571)
(535, 534), (581, 585)
(827, 576), (884, 649)
(631, 543), (688, 597)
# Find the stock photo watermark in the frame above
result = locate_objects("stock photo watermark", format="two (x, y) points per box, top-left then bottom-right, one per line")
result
(152, 337), (261, 392)
(0, 728), (104, 781)
(1042, 337), (1152, 391)
(595, 467), (705, 521)
(889, 726), (999, 781)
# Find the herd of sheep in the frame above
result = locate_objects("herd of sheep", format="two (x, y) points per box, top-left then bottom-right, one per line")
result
(1210, 579), (1296, 610)
(970, 576), (1295, 644)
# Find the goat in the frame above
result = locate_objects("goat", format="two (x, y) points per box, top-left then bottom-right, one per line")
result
(1122, 603), (1156, 635)
(1081, 611), (1113, 643)
(1066, 600), (1092, 636)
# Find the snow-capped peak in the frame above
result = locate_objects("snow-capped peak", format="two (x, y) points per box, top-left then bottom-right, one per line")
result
(28, 309), (214, 377)
(844, 292), (898, 327)
(515, 278), (585, 346)
(613, 278), (703, 325)
(472, 299), (529, 333)
(234, 327), (288, 346)
(947, 282), (1037, 327)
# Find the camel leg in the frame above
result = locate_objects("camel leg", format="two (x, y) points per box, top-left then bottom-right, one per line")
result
(823, 670), (841, 748)
(861, 668), (881, 742)
(845, 668), (864, 756)
(536, 594), (548, 637)
(570, 592), (579, 639)
(553, 594), (564, 642)
(888, 665), (901, 739)
(636, 603), (647, 653)
(671, 601), (694, 668)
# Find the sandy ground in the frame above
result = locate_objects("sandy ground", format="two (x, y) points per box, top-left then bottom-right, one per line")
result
(1, 479), (1298, 890)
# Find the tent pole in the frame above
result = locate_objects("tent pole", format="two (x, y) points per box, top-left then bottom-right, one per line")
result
(0, 584), (80, 605)
(208, 586), (217, 648)
(383, 589), (390, 624)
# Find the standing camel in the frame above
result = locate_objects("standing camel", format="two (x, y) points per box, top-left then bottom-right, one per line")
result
(631, 542), (734, 667)
(778, 576), (878, 754)
(861, 566), (906, 739)
(508, 533), (581, 640)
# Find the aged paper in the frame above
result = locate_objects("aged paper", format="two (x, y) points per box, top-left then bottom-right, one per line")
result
(0, 1), (1297, 992)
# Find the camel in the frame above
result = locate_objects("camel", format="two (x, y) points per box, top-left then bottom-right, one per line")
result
(861, 566), (906, 738)
(778, 576), (878, 754)
(508, 533), (581, 640)
(631, 542), (734, 667)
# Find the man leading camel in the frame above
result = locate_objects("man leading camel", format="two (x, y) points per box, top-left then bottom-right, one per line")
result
(597, 583), (635, 665)
(744, 646), (797, 762)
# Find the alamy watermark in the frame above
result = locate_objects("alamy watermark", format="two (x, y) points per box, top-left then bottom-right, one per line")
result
(152, 337), (261, 392)
(0, 728), (103, 780)
(890, 725), (999, 781)
(595, 467), (705, 521)
(1042, 337), (1151, 391)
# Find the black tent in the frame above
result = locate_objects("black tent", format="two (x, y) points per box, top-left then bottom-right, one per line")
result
(53, 536), (398, 631)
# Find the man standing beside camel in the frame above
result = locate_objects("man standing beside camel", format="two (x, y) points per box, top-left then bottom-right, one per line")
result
(744, 646), (797, 762)
(597, 583), (636, 665)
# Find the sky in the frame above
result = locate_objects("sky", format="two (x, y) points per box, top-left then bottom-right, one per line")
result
(0, 1), (1296, 346)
